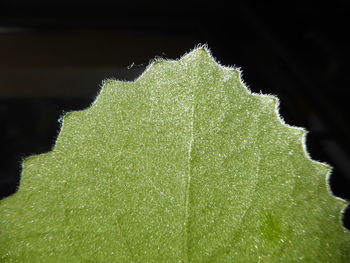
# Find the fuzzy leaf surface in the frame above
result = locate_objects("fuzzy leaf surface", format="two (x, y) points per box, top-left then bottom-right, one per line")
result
(1, 47), (349, 262)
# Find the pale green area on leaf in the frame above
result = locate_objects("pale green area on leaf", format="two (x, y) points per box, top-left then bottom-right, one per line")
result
(1, 47), (349, 262)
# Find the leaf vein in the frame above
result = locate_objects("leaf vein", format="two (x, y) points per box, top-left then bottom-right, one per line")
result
(184, 102), (195, 263)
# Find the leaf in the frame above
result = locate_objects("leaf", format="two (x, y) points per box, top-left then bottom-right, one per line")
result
(1, 46), (349, 262)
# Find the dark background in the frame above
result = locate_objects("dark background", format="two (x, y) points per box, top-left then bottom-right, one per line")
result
(1, 0), (350, 229)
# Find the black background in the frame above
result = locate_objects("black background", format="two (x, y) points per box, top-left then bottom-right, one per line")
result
(1, 0), (350, 230)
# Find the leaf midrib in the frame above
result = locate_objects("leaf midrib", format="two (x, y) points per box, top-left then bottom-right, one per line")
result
(184, 101), (195, 263)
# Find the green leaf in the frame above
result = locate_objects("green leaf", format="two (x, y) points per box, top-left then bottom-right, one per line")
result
(1, 46), (349, 262)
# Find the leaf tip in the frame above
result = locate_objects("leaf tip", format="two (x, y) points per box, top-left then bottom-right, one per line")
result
(179, 44), (216, 64)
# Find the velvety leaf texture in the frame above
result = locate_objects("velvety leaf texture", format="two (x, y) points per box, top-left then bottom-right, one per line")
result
(1, 47), (349, 262)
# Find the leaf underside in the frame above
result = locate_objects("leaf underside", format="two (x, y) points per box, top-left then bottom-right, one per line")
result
(1, 47), (349, 262)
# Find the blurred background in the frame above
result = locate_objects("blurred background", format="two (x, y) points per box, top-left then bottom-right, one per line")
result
(1, 0), (349, 229)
